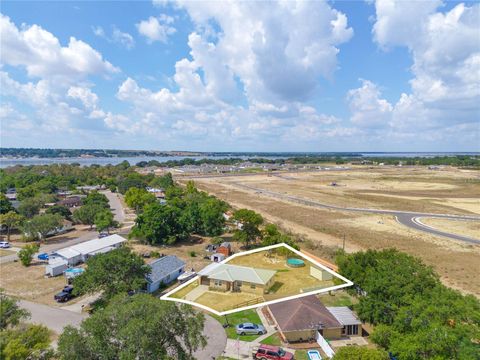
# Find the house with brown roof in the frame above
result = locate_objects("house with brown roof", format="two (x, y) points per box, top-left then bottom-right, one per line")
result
(268, 295), (361, 342)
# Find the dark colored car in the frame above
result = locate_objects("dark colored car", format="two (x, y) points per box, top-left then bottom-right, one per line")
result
(253, 345), (294, 360)
(54, 286), (74, 302)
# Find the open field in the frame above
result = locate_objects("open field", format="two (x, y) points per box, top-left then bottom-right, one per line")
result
(0, 261), (70, 306)
(0, 249), (15, 257)
(421, 218), (480, 239)
(188, 166), (480, 297)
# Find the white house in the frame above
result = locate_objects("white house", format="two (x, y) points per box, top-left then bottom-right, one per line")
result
(51, 234), (126, 266)
(146, 255), (186, 293)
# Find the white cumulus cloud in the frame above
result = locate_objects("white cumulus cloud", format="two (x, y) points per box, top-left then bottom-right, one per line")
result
(136, 15), (176, 43)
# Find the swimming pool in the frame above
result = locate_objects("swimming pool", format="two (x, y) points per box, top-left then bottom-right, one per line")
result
(64, 268), (85, 278)
(286, 258), (305, 267)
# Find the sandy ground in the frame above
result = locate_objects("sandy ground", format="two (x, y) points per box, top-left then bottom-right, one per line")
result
(188, 167), (480, 297)
(421, 218), (480, 239)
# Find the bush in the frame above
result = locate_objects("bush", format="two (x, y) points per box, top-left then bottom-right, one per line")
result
(150, 251), (161, 258)
(189, 251), (196, 257)
(18, 244), (40, 266)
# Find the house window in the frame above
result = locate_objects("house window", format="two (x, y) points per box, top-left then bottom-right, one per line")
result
(214, 280), (222, 286)
(178, 269), (182, 274)
(250, 284), (256, 289)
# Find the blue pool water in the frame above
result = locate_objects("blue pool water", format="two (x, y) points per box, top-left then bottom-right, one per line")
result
(286, 258), (305, 267)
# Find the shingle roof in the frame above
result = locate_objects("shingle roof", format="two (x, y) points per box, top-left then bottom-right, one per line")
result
(148, 255), (186, 283)
(203, 264), (276, 285)
(269, 295), (342, 331)
(326, 306), (362, 326)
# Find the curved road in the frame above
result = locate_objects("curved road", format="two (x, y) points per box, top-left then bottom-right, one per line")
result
(229, 182), (480, 245)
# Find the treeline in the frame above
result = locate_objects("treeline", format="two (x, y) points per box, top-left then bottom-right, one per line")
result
(0, 148), (200, 158)
(136, 155), (480, 168)
(336, 249), (480, 360)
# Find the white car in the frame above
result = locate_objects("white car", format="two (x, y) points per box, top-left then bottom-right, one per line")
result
(0, 241), (11, 248)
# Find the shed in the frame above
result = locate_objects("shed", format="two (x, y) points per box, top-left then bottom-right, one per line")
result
(217, 242), (231, 257)
(211, 253), (225, 262)
(45, 259), (68, 277)
(326, 306), (362, 336)
(146, 255), (186, 293)
(310, 266), (333, 281)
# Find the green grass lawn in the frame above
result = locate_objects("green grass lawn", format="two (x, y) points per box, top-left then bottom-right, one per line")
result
(212, 309), (264, 342)
(317, 290), (358, 307)
(294, 350), (309, 360)
(260, 332), (282, 346)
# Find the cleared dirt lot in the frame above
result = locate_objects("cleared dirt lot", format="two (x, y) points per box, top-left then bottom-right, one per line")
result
(188, 166), (480, 297)
(421, 218), (480, 239)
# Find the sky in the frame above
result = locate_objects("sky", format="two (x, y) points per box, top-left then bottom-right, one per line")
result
(0, 0), (479, 152)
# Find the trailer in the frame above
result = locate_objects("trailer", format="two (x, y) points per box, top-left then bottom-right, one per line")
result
(45, 260), (68, 277)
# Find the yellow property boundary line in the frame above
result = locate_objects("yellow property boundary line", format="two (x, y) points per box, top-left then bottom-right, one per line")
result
(160, 243), (354, 315)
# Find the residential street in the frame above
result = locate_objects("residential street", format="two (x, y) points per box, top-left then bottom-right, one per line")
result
(19, 300), (87, 334)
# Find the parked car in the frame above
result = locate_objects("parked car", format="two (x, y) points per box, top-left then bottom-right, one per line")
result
(37, 253), (49, 261)
(236, 322), (266, 335)
(54, 287), (75, 302)
(0, 241), (11, 248)
(98, 232), (109, 238)
(252, 345), (294, 360)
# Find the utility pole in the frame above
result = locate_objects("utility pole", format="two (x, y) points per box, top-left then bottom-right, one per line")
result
(342, 233), (346, 251)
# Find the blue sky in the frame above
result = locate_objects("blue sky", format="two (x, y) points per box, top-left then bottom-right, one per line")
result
(1, 0), (478, 151)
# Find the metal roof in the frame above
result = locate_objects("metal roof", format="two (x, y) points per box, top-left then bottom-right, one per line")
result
(70, 234), (126, 255)
(326, 306), (362, 326)
(54, 248), (81, 260)
(148, 255), (186, 284)
(203, 264), (276, 285)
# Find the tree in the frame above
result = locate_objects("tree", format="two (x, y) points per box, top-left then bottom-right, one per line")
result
(57, 294), (206, 360)
(82, 191), (109, 209)
(0, 290), (30, 329)
(261, 223), (299, 249)
(17, 244), (40, 266)
(73, 203), (104, 229)
(17, 198), (43, 218)
(22, 213), (63, 241)
(124, 187), (156, 213)
(130, 202), (189, 245)
(232, 209), (263, 248)
(332, 346), (388, 360)
(0, 194), (15, 215)
(73, 247), (149, 300)
(149, 173), (174, 189)
(94, 209), (115, 234)
(45, 205), (72, 220)
(117, 174), (147, 194)
(1, 324), (52, 360)
(197, 197), (228, 236)
(0, 212), (24, 241)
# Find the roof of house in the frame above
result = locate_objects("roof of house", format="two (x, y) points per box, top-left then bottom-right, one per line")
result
(269, 295), (342, 331)
(54, 247), (81, 260)
(203, 264), (276, 285)
(148, 255), (186, 283)
(326, 307), (362, 326)
(219, 242), (231, 249)
(71, 234), (126, 255)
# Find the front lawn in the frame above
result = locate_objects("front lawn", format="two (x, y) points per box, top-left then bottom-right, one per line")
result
(212, 309), (264, 341)
(0, 249), (15, 257)
(260, 332), (282, 346)
(294, 350), (308, 360)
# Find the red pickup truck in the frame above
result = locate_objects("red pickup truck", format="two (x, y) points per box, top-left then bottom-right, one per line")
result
(252, 344), (294, 360)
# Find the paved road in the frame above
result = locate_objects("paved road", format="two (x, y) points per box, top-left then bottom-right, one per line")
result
(229, 182), (480, 244)
(19, 300), (87, 334)
(101, 190), (125, 223)
(193, 315), (227, 360)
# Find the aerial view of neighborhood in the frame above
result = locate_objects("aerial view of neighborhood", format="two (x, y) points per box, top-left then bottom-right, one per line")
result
(0, 0), (479, 360)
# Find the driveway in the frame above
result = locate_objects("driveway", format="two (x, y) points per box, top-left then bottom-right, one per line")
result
(193, 314), (227, 360)
(101, 190), (125, 223)
(19, 300), (87, 334)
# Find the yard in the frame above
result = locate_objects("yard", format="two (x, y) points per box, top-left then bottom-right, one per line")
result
(227, 250), (337, 301)
(317, 290), (358, 307)
(260, 332), (282, 346)
(0, 249), (15, 257)
(0, 261), (69, 306)
(212, 309), (265, 341)
(195, 290), (262, 312)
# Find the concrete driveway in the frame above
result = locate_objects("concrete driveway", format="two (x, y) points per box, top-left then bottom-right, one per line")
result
(193, 314), (227, 360)
(19, 300), (87, 334)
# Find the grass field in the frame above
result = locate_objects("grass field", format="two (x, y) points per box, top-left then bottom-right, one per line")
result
(189, 166), (480, 297)
(212, 309), (264, 341)
(0, 249), (15, 257)
(260, 332), (282, 346)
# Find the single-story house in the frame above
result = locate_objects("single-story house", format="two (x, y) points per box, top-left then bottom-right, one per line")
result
(146, 255), (186, 293)
(326, 306), (362, 336)
(211, 253), (225, 262)
(199, 263), (276, 295)
(268, 295), (343, 342)
(57, 196), (83, 208)
(51, 234), (126, 266)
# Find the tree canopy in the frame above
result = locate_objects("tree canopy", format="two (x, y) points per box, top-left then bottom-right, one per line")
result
(332, 346), (389, 360)
(57, 294), (206, 360)
(22, 213), (63, 241)
(0, 290), (30, 330)
(73, 247), (149, 300)
(0, 212), (24, 241)
(124, 187), (156, 213)
(232, 209), (263, 248)
(17, 244), (40, 267)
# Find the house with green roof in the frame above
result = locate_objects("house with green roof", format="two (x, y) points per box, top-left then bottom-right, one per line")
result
(199, 263), (276, 295)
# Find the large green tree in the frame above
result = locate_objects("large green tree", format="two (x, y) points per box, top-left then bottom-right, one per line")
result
(17, 198), (43, 218)
(0, 212), (24, 241)
(73, 247), (149, 300)
(332, 346), (388, 360)
(0, 290), (30, 330)
(148, 173), (174, 189)
(131, 202), (189, 245)
(57, 294), (206, 360)
(82, 191), (109, 209)
(232, 209), (263, 248)
(1, 324), (52, 360)
(45, 205), (72, 220)
(124, 187), (156, 213)
(94, 210), (116, 234)
(73, 203), (105, 229)
(22, 213), (63, 241)
(17, 244), (40, 266)
(261, 223), (299, 249)
(0, 194), (15, 215)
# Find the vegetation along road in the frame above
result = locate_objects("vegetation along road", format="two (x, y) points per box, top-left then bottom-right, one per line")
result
(229, 182), (480, 245)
